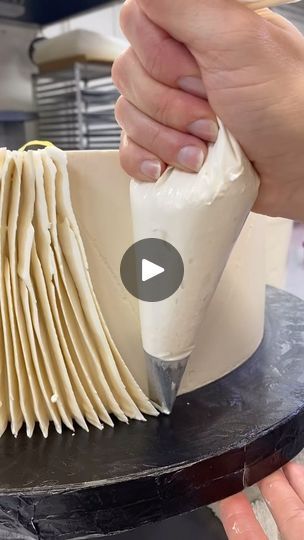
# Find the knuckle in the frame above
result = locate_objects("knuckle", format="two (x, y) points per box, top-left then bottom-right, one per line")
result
(112, 50), (130, 92)
(111, 56), (123, 90)
(112, 48), (138, 98)
(152, 87), (185, 128)
(148, 123), (162, 149)
(120, 130), (130, 153)
(146, 37), (170, 80)
(119, 0), (133, 35)
(114, 96), (125, 126)
(152, 91), (172, 125)
(116, 98), (142, 143)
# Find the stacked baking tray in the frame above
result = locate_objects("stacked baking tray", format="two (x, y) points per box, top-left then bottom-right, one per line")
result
(33, 62), (121, 150)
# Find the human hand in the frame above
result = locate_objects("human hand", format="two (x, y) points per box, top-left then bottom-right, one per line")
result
(113, 0), (304, 222)
(220, 463), (304, 539)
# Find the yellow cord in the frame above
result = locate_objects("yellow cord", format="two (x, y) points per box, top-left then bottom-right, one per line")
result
(19, 140), (55, 151)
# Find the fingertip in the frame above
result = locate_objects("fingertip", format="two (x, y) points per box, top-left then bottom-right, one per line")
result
(284, 461), (304, 478)
(187, 119), (219, 142)
(140, 159), (162, 181)
(177, 145), (205, 172)
(119, 132), (166, 181)
(219, 492), (267, 539)
(177, 76), (207, 98)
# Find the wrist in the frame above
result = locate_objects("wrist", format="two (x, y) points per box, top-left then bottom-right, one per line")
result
(253, 173), (304, 223)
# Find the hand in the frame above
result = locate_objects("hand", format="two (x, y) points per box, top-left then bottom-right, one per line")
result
(220, 463), (304, 539)
(112, 0), (304, 222)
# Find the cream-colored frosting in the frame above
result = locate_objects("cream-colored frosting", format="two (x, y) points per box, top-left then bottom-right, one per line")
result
(68, 149), (266, 395)
(130, 123), (260, 362)
(0, 148), (157, 438)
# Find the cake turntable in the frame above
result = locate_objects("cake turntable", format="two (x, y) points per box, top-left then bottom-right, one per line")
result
(0, 287), (303, 539)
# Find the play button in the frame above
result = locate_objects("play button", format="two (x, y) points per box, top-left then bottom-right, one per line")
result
(120, 238), (184, 302)
(142, 259), (164, 282)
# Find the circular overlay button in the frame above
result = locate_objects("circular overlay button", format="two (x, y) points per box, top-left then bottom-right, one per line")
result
(120, 238), (184, 302)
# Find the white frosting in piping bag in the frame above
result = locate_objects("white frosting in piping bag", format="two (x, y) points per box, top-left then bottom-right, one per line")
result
(130, 122), (260, 362)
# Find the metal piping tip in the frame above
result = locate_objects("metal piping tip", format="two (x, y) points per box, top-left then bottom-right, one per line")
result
(145, 352), (189, 414)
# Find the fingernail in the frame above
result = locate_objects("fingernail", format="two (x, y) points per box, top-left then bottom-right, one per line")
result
(188, 119), (218, 142)
(177, 76), (206, 98)
(140, 160), (162, 180)
(177, 146), (205, 171)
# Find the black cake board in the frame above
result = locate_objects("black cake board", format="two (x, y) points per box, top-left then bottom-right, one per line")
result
(116, 507), (227, 539)
(0, 286), (304, 540)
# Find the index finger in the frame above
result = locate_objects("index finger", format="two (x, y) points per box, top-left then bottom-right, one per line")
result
(220, 492), (268, 540)
(259, 468), (304, 540)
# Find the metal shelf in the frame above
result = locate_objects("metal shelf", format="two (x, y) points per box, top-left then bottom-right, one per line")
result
(33, 62), (121, 150)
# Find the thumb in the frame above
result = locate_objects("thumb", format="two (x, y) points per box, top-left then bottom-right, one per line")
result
(136, 0), (259, 51)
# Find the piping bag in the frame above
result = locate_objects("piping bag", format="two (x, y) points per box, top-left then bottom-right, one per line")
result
(130, 0), (299, 414)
